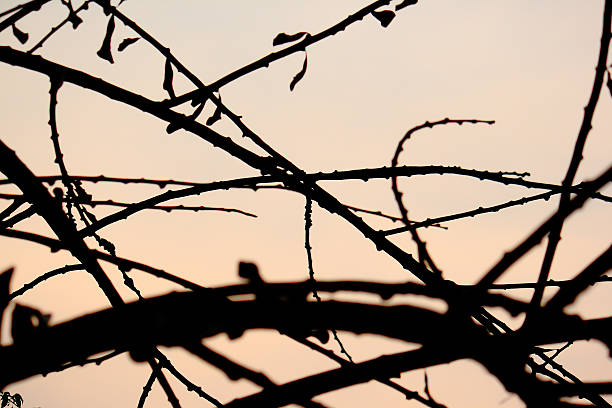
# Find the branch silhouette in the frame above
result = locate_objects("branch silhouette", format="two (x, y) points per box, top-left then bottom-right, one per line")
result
(1, 0), (610, 407)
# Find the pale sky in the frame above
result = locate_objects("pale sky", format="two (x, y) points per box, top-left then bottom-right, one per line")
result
(1, 1), (611, 407)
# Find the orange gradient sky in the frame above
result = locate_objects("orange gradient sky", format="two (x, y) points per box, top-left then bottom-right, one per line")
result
(1, 1), (611, 407)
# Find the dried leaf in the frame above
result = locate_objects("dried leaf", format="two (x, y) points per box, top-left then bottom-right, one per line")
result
(289, 53), (308, 91)
(272, 31), (308, 46)
(96, 16), (115, 64)
(68, 12), (83, 29)
(206, 107), (222, 126)
(11, 24), (28, 44)
(191, 93), (208, 107)
(98, 0), (112, 15)
(99, 237), (116, 254)
(372, 10), (396, 28)
(423, 371), (436, 401)
(206, 95), (223, 126)
(395, 0), (418, 11)
(162, 58), (175, 98)
(118, 37), (140, 52)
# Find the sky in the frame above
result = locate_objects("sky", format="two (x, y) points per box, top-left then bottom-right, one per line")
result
(0, 0), (611, 407)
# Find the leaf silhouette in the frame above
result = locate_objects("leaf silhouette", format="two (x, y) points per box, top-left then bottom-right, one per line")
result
(96, 16), (115, 64)
(289, 53), (308, 91)
(68, 11), (83, 29)
(191, 93), (207, 107)
(11, 24), (28, 44)
(118, 37), (140, 52)
(206, 104), (223, 126)
(98, 0), (112, 15)
(99, 237), (116, 254)
(272, 31), (309, 46)
(372, 10), (396, 28)
(163, 58), (175, 98)
(607, 70), (612, 98)
(395, 0), (418, 11)
(13, 394), (22, 408)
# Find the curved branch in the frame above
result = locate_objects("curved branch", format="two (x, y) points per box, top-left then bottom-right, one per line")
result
(8, 264), (84, 300)
(1, 290), (609, 388)
(390, 118), (494, 273)
(0, 294), (463, 386)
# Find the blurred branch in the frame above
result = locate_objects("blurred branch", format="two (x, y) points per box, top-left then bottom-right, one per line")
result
(1, 290), (609, 388)
(0, 294), (468, 386)
(543, 244), (612, 314)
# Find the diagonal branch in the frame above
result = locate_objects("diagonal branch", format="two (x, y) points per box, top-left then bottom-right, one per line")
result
(0, 139), (123, 306)
(477, 164), (612, 288)
(526, 0), (612, 324)
(162, 0), (418, 107)
(0, 0), (51, 33)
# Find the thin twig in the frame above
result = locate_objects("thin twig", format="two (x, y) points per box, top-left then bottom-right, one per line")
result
(28, 1), (90, 54)
(85, 199), (257, 217)
(390, 118), (495, 275)
(138, 359), (162, 408)
(477, 165), (612, 288)
(8, 264), (84, 300)
(0, 0), (51, 33)
(164, 0), (417, 106)
(77, 176), (265, 237)
(51, 349), (124, 374)
(304, 196), (354, 363)
(383, 189), (557, 236)
(154, 350), (222, 407)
